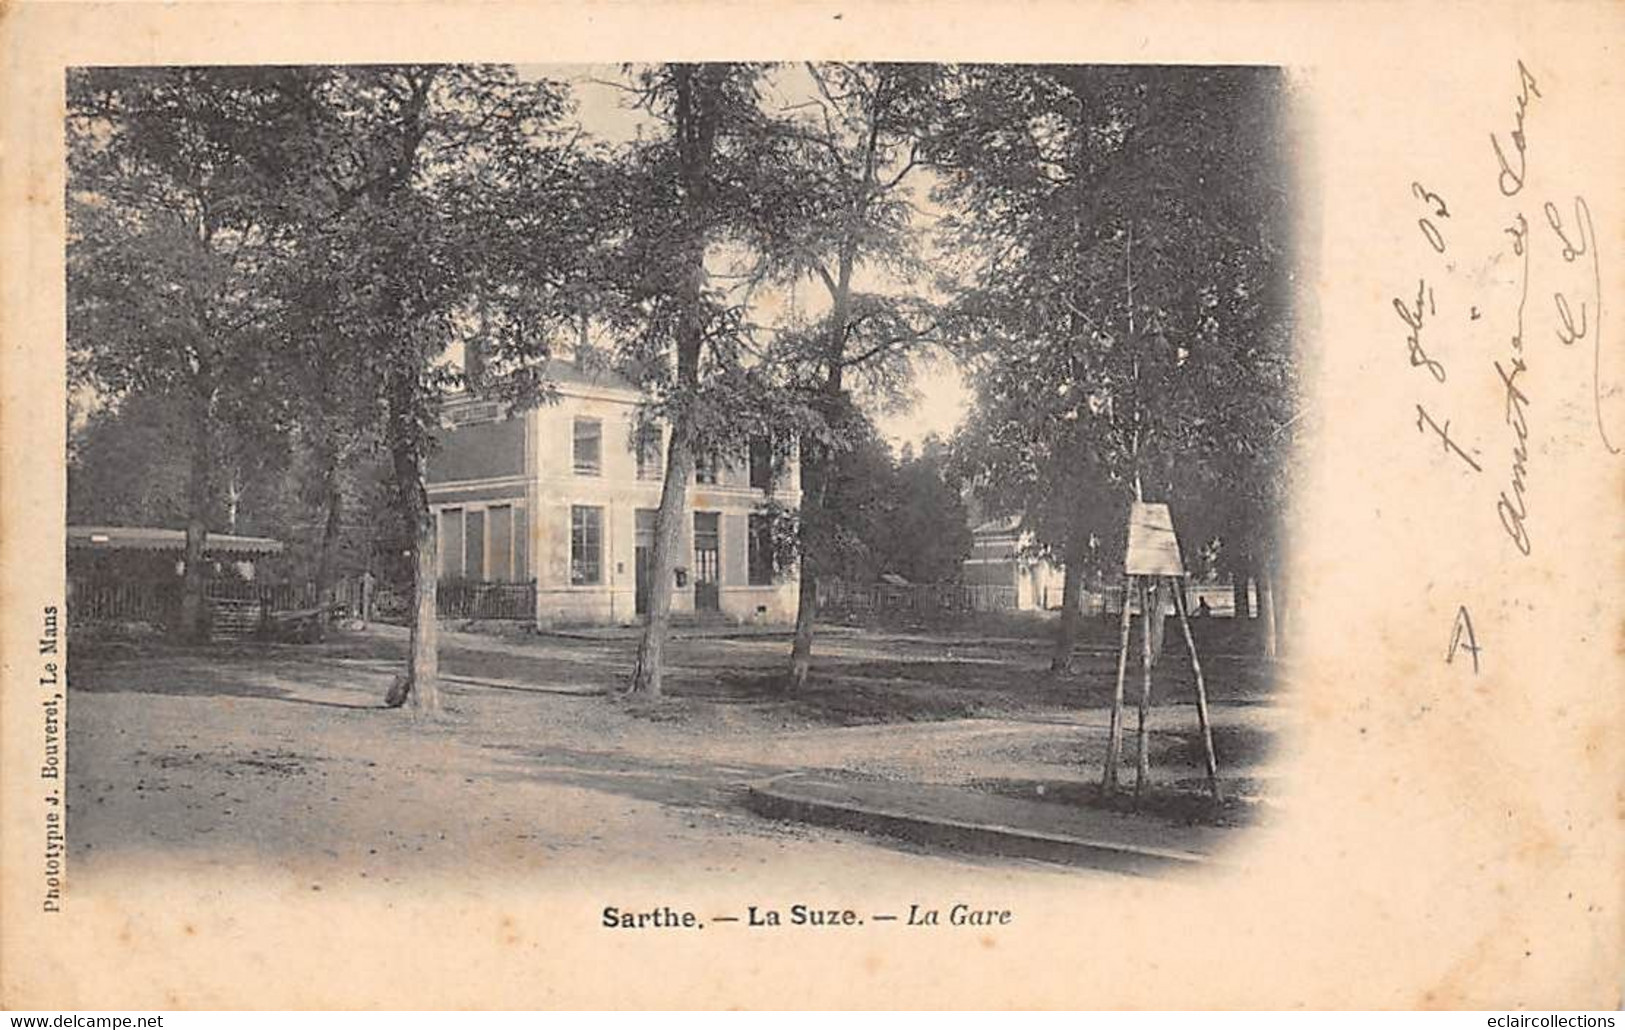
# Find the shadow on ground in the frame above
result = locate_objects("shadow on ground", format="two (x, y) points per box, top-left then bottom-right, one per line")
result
(965, 776), (1262, 829)
(479, 742), (786, 812)
(70, 651), (392, 711)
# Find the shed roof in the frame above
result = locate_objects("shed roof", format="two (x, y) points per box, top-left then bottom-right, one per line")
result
(67, 526), (285, 557)
(972, 515), (1023, 537)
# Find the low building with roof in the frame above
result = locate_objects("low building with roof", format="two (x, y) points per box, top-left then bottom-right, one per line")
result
(66, 525), (289, 634)
(961, 516), (1063, 611)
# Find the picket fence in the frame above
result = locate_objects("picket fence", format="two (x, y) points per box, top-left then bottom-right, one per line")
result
(68, 576), (372, 638)
(815, 579), (1019, 615)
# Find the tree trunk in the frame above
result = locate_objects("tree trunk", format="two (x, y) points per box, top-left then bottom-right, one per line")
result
(788, 567), (819, 688)
(311, 449), (343, 642)
(387, 378), (440, 716)
(787, 437), (825, 690)
(627, 224), (704, 698)
(1257, 560), (1278, 660)
(1268, 547), (1287, 655)
(1274, 573), (1287, 655)
(630, 423), (696, 696)
(1049, 539), (1086, 672)
(787, 250), (852, 690)
(1232, 562), (1253, 620)
(628, 64), (720, 697)
(177, 389), (212, 643)
(408, 518), (440, 715)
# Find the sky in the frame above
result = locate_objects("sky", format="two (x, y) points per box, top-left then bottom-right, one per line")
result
(873, 358), (969, 449)
(549, 64), (972, 453)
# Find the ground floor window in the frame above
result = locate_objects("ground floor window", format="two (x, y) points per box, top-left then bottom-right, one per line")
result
(438, 502), (528, 582)
(465, 509), (486, 580)
(485, 503), (527, 582)
(439, 507), (465, 579)
(571, 505), (603, 585)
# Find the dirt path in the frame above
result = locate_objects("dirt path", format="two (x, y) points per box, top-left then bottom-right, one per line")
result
(65, 653), (1098, 889)
(66, 628), (1280, 888)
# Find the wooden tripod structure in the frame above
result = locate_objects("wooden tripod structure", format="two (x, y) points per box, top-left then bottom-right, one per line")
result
(1102, 503), (1223, 804)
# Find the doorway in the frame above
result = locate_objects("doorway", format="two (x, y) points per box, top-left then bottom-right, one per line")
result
(634, 509), (657, 616)
(693, 511), (720, 612)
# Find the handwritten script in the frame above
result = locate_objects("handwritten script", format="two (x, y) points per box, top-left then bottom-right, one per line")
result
(1390, 60), (1616, 670)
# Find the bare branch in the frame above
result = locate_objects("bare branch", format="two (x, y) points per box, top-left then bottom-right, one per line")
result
(875, 139), (922, 192)
(841, 320), (937, 369)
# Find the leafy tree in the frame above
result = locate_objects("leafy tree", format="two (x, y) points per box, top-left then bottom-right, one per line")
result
(732, 63), (947, 689)
(68, 388), (194, 529)
(790, 425), (973, 586)
(933, 64), (1296, 664)
(581, 63), (948, 693)
(67, 68), (311, 640)
(269, 267), (383, 631)
(277, 65), (599, 713)
(604, 63), (801, 697)
(70, 65), (604, 711)
(883, 436), (973, 583)
(950, 334), (1125, 669)
(813, 419), (900, 582)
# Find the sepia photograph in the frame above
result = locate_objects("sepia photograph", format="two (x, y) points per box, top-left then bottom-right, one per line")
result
(61, 61), (1296, 882)
(2, 0), (1621, 1015)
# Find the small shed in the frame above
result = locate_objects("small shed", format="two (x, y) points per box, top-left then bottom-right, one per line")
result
(67, 525), (286, 634)
(962, 516), (1063, 610)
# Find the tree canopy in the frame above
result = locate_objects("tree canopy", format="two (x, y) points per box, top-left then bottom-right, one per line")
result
(929, 64), (1297, 659)
(66, 61), (1301, 693)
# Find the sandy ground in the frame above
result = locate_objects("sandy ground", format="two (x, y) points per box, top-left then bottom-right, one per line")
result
(66, 625), (1282, 889)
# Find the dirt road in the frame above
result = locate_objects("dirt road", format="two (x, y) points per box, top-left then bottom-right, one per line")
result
(66, 627), (1279, 890)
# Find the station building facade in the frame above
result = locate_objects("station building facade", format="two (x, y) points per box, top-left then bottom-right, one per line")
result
(425, 361), (800, 627)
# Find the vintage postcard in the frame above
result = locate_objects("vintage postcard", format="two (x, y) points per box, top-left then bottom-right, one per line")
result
(1, 0), (1620, 1011)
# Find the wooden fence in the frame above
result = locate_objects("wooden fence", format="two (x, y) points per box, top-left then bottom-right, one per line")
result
(68, 575), (372, 636)
(67, 578), (180, 625)
(436, 580), (537, 620)
(816, 579), (1019, 616)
